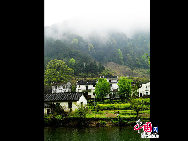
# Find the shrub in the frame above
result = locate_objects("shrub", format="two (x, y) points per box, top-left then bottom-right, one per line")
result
(54, 114), (63, 120)
(44, 114), (54, 124)
(73, 106), (88, 118)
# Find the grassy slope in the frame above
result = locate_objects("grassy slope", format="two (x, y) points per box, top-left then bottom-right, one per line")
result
(104, 62), (150, 79)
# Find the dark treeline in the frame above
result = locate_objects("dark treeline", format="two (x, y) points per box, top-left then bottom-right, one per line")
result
(44, 31), (150, 77)
(44, 38), (105, 77)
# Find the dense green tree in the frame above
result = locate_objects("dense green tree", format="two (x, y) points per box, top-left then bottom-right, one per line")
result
(142, 53), (150, 73)
(130, 98), (144, 119)
(69, 58), (76, 68)
(117, 49), (124, 65)
(95, 78), (110, 102)
(117, 77), (133, 101)
(98, 63), (105, 73)
(44, 59), (74, 86)
(88, 43), (94, 52)
(44, 38), (105, 77)
(44, 85), (52, 94)
(100, 69), (114, 76)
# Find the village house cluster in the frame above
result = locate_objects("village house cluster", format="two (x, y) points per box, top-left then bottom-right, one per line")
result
(44, 76), (150, 115)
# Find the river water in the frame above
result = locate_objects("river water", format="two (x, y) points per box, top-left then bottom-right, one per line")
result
(44, 126), (149, 141)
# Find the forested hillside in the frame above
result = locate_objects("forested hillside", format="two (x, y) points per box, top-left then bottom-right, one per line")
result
(44, 38), (105, 77)
(44, 26), (150, 78)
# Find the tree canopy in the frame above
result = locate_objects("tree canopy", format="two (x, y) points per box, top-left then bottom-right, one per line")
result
(44, 59), (74, 86)
(117, 77), (133, 101)
(95, 78), (110, 102)
(45, 31), (150, 73)
(130, 98), (145, 119)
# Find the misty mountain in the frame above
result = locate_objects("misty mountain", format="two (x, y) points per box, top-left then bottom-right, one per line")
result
(44, 25), (150, 77)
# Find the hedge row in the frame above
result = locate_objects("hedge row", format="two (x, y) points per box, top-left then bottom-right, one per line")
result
(96, 103), (131, 110)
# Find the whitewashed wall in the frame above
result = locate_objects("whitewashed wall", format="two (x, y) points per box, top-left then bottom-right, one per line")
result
(77, 95), (87, 106)
(106, 78), (118, 83)
(76, 85), (86, 92)
(52, 82), (71, 93)
(138, 82), (150, 97)
(76, 85), (95, 98)
(56, 102), (77, 112)
(53, 95), (87, 112)
(44, 108), (51, 115)
(111, 83), (118, 91)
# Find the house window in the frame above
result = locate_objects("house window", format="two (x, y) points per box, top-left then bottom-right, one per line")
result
(81, 102), (83, 108)
(146, 92), (148, 95)
(140, 93), (142, 97)
(86, 85), (88, 90)
(47, 109), (51, 114)
(109, 80), (111, 82)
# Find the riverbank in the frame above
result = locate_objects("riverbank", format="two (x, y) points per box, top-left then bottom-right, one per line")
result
(44, 98), (150, 127)
(44, 117), (150, 127)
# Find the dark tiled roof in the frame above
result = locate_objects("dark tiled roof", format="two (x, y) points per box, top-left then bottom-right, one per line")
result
(44, 92), (84, 102)
(101, 75), (118, 78)
(77, 80), (96, 85)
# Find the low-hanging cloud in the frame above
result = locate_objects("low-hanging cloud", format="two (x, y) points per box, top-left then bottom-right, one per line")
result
(45, 0), (150, 38)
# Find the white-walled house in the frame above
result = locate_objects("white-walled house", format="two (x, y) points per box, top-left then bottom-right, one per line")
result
(52, 82), (71, 94)
(44, 92), (87, 114)
(76, 80), (96, 99)
(73, 76), (120, 100)
(138, 82), (150, 97)
(75, 77), (119, 99)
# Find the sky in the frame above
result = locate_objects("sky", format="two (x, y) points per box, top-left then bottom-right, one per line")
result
(45, 0), (150, 35)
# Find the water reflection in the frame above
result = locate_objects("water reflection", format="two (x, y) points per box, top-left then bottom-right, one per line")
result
(44, 126), (149, 141)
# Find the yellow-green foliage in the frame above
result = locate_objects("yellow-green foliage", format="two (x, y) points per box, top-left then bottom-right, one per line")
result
(96, 103), (131, 110)
(136, 98), (150, 105)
